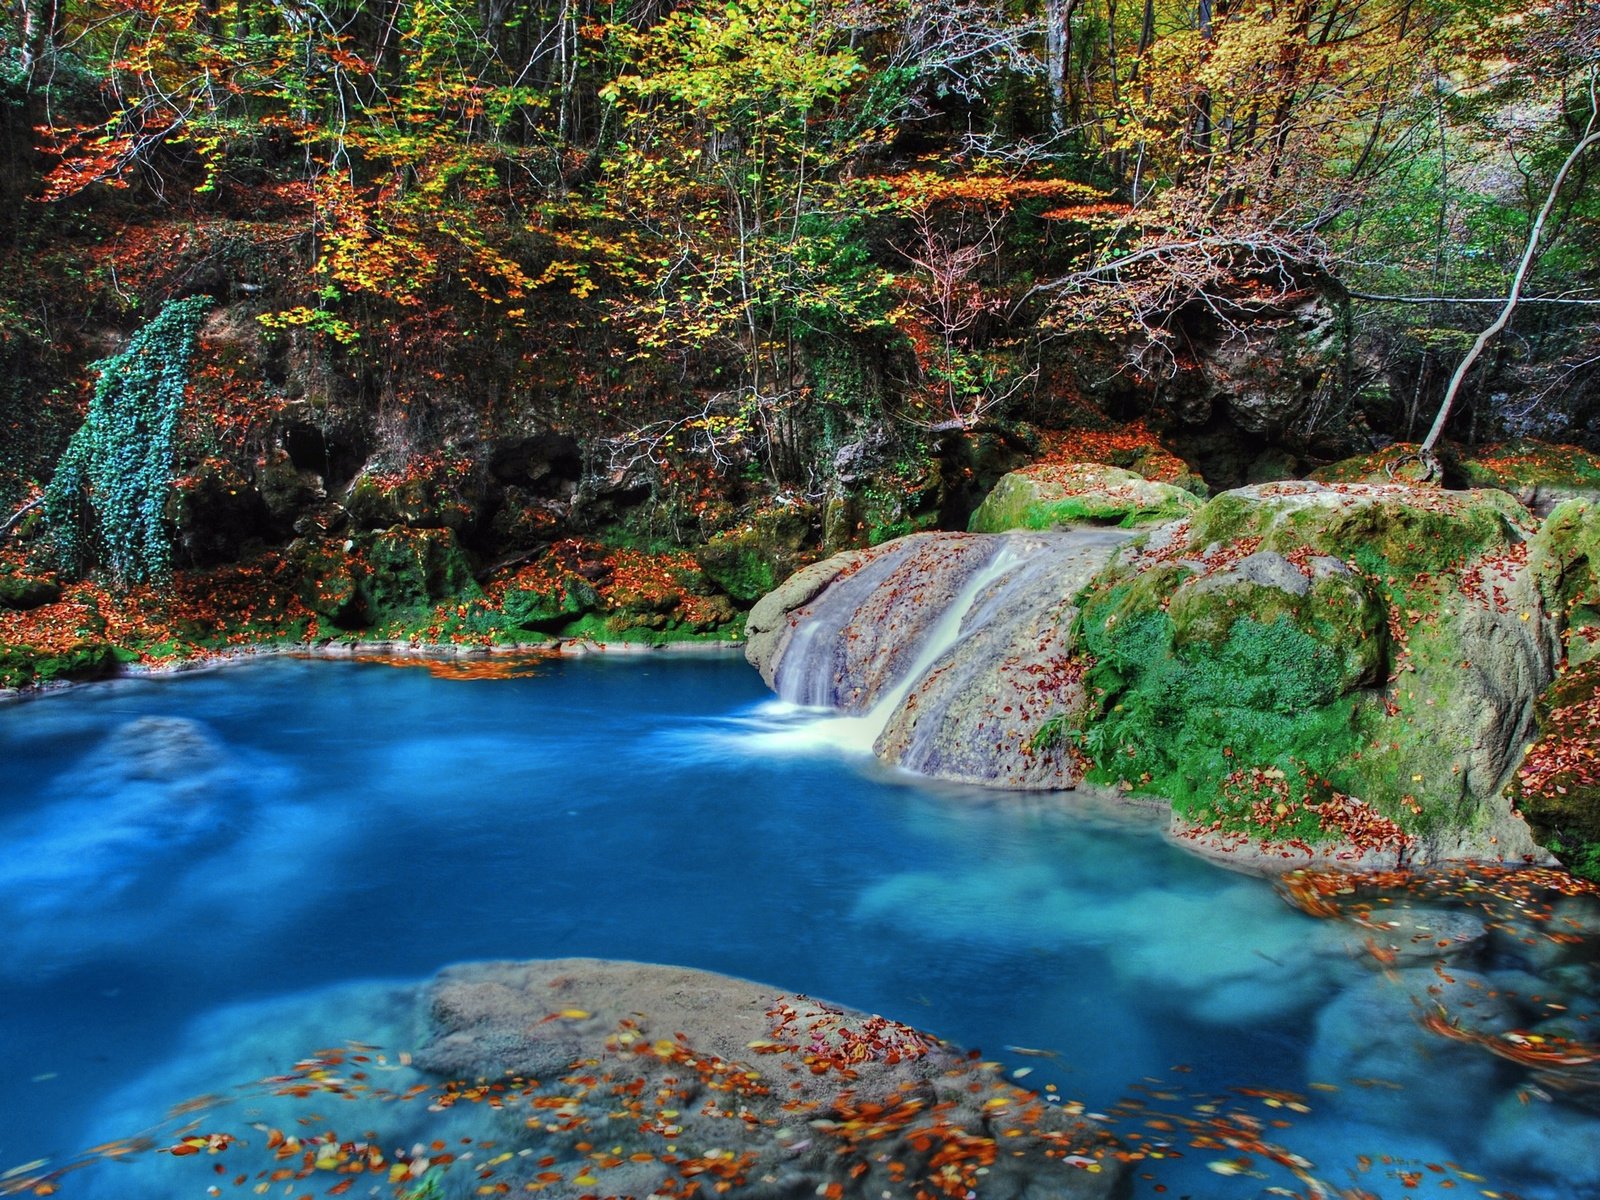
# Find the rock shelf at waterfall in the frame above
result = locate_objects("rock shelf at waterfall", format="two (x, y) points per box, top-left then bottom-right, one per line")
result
(747, 474), (1600, 869)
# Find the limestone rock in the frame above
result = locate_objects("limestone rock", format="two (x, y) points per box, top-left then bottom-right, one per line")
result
(968, 462), (1199, 533)
(1529, 497), (1600, 665)
(1457, 440), (1600, 515)
(873, 530), (1130, 788)
(1072, 481), (1557, 858)
(418, 958), (1127, 1200)
(1481, 1093), (1600, 1188)
(745, 533), (998, 708)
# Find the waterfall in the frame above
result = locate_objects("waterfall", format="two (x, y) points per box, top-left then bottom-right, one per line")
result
(739, 528), (1132, 785)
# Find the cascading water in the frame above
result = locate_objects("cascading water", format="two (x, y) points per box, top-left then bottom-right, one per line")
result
(738, 529), (1131, 776)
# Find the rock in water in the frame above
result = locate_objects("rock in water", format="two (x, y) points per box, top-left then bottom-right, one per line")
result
(745, 532), (1000, 708)
(104, 715), (227, 790)
(417, 958), (1127, 1200)
(746, 529), (1129, 788)
(874, 531), (1130, 787)
(747, 479), (1574, 863)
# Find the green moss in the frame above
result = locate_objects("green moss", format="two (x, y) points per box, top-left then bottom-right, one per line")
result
(550, 610), (746, 646)
(1069, 600), (1377, 838)
(0, 574), (61, 610)
(867, 512), (938, 546)
(0, 640), (120, 689)
(1458, 440), (1600, 492)
(968, 465), (1200, 533)
(1530, 499), (1600, 661)
(696, 507), (815, 603)
(502, 577), (601, 632)
(1187, 486), (1525, 576)
(1054, 484), (1537, 841)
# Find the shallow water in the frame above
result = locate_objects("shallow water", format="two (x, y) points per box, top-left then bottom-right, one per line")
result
(0, 655), (1595, 1199)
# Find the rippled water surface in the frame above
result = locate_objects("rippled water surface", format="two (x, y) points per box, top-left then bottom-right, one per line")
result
(1, 655), (1596, 1199)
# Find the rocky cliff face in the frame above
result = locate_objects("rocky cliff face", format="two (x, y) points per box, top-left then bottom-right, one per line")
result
(750, 469), (1579, 868)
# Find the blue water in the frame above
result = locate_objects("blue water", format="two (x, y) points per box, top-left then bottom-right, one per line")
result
(0, 655), (1595, 1199)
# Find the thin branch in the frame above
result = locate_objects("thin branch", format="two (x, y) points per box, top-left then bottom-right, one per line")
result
(1349, 291), (1600, 306)
(1, 496), (44, 540)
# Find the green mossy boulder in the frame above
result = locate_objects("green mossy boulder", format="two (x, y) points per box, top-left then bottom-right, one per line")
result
(1458, 441), (1600, 513)
(1307, 445), (1437, 485)
(697, 504), (817, 604)
(0, 640), (120, 689)
(968, 463), (1200, 533)
(0, 572), (61, 610)
(290, 537), (368, 627)
(1060, 482), (1555, 858)
(502, 577), (601, 633)
(362, 526), (479, 617)
(1529, 498), (1600, 666)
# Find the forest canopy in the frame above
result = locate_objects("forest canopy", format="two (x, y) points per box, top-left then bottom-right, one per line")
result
(1, 0), (1597, 519)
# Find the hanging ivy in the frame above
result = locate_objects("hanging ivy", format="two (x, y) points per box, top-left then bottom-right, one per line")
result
(44, 295), (214, 584)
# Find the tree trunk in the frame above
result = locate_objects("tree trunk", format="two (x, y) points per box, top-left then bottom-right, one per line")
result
(1418, 96), (1600, 475)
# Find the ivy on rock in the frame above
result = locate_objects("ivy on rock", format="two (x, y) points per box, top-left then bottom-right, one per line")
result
(44, 296), (215, 584)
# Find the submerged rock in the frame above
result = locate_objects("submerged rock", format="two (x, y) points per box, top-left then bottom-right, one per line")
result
(418, 958), (1125, 1200)
(1306, 968), (1518, 1131)
(70, 960), (1128, 1200)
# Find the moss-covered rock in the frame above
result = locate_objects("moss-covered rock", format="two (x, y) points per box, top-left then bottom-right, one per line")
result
(0, 572), (61, 610)
(1308, 444), (1437, 485)
(968, 463), (1200, 533)
(1529, 498), (1600, 666)
(1458, 441), (1600, 513)
(290, 537), (368, 627)
(501, 577), (600, 632)
(1512, 658), (1600, 881)
(290, 527), (478, 629)
(1058, 482), (1556, 860)
(362, 526), (479, 615)
(697, 504), (817, 604)
(0, 640), (120, 689)
(343, 462), (481, 531)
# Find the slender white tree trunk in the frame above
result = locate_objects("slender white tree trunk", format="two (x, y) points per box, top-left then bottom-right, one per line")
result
(1419, 78), (1600, 475)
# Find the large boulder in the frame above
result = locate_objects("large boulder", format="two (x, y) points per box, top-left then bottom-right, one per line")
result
(0, 571), (61, 610)
(744, 533), (1000, 706)
(1529, 497), (1600, 665)
(57, 958), (1126, 1200)
(1067, 482), (1556, 861)
(968, 463), (1199, 532)
(418, 959), (1125, 1200)
(749, 481), (1566, 862)
(1457, 440), (1600, 515)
